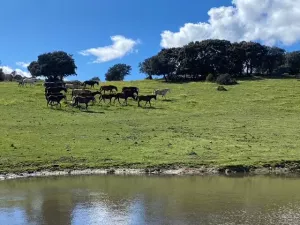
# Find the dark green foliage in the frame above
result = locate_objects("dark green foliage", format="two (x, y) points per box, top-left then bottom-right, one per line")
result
(240, 41), (267, 75)
(27, 61), (41, 77)
(139, 39), (291, 82)
(105, 64), (131, 81)
(217, 86), (227, 91)
(262, 47), (285, 75)
(274, 65), (291, 75)
(5, 74), (13, 81)
(216, 74), (237, 85)
(206, 73), (215, 82)
(28, 51), (77, 80)
(91, 76), (100, 81)
(139, 56), (160, 80)
(0, 69), (5, 82)
(286, 51), (300, 74)
(14, 74), (23, 81)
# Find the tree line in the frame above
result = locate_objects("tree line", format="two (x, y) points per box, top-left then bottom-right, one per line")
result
(139, 39), (300, 82)
(2, 39), (300, 83)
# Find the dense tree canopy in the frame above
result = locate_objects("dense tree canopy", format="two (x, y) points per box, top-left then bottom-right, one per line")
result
(139, 39), (299, 82)
(285, 51), (300, 74)
(91, 76), (101, 81)
(105, 64), (131, 81)
(28, 51), (77, 81)
(0, 68), (5, 82)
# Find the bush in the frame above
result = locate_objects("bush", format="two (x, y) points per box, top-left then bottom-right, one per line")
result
(5, 74), (13, 81)
(274, 65), (291, 75)
(217, 85), (227, 91)
(206, 73), (215, 82)
(216, 74), (238, 85)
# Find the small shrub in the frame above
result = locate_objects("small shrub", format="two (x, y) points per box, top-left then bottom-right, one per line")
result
(216, 74), (238, 85)
(206, 73), (215, 82)
(217, 86), (227, 91)
(187, 151), (198, 156)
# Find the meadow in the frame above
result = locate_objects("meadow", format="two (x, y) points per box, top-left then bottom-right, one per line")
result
(0, 78), (300, 173)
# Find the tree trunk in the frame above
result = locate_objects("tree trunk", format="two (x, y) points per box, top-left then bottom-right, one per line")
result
(163, 74), (168, 82)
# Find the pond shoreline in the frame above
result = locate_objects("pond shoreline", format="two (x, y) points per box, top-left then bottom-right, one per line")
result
(1, 164), (300, 180)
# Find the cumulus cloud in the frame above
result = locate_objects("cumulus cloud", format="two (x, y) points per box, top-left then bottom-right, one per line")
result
(0, 65), (31, 77)
(16, 62), (30, 68)
(161, 0), (300, 48)
(79, 35), (140, 63)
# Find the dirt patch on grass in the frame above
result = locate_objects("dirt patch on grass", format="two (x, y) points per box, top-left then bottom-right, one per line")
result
(1, 162), (300, 181)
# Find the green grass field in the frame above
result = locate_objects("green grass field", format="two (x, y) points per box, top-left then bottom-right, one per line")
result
(0, 78), (300, 173)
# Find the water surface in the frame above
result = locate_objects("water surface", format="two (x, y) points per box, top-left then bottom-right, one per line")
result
(0, 175), (300, 225)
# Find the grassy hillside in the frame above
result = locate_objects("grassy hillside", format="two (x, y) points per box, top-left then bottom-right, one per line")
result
(0, 79), (300, 173)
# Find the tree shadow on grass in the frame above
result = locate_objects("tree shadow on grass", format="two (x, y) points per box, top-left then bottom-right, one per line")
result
(81, 110), (105, 114)
(161, 99), (175, 102)
(236, 76), (265, 81)
(237, 75), (300, 81)
(139, 106), (163, 110)
(49, 106), (63, 111)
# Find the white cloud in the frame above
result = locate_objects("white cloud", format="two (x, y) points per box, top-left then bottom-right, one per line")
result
(0, 65), (31, 77)
(160, 0), (300, 48)
(79, 35), (140, 63)
(16, 62), (30, 68)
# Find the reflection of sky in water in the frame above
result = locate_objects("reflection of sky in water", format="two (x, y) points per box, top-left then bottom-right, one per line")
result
(0, 176), (300, 224)
(71, 196), (149, 225)
(71, 202), (130, 225)
(0, 208), (29, 225)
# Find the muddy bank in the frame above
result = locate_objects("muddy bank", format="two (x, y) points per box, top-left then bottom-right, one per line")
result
(1, 163), (300, 180)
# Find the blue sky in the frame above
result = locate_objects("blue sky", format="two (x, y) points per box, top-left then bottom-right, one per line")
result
(1, 0), (300, 81)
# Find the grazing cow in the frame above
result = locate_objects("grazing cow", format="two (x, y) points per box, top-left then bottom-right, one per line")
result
(18, 80), (24, 87)
(153, 88), (171, 98)
(99, 93), (116, 104)
(71, 89), (92, 97)
(46, 95), (67, 108)
(45, 92), (64, 100)
(83, 80), (99, 88)
(137, 95), (157, 107)
(65, 84), (74, 89)
(65, 81), (82, 86)
(85, 91), (101, 97)
(122, 86), (139, 94)
(78, 91), (101, 104)
(100, 85), (118, 94)
(65, 83), (83, 90)
(46, 87), (67, 94)
(23, 78), (38, 86)
(73, 96), (95, 109)
(114, 90), (138, 105)
(44, 82), (66, 88)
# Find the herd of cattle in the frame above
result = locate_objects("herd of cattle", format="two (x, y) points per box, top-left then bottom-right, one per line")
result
(41, 80), (171, 109)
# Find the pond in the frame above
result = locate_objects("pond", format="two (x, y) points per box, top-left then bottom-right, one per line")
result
(0, 175), (300, 225)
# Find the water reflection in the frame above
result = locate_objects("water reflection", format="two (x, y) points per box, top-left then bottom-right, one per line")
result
(0, 175), (300, 224)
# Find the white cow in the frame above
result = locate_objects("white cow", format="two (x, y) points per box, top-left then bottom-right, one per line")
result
(153, 88), (171, 98)
(23, 78), (38, 86)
